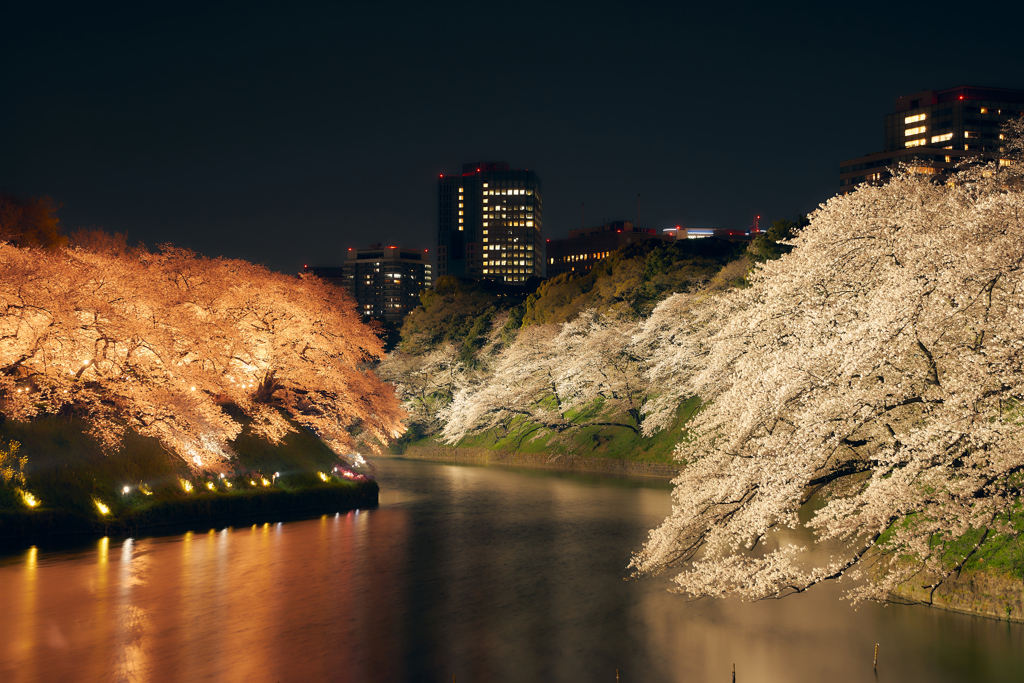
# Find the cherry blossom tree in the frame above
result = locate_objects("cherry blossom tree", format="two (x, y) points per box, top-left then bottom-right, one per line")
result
(378, 342), (463, 434)
(0, 243), (403, 470)
(440, 311), (649, 444)
(630, 155), (1024, 604)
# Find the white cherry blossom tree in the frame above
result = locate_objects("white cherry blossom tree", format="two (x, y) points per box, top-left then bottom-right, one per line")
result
(630, 156), (1024, 604)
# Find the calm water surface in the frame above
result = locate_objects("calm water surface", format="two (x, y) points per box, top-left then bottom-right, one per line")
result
(1, 458), (1022, 682)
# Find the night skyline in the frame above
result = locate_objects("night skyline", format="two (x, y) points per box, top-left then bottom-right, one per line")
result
(4, 2), (1024, 274)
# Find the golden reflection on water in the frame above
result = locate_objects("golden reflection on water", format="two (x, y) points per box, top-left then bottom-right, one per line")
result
(0, 460), (1021, 683)
(7, 546), (38, 683)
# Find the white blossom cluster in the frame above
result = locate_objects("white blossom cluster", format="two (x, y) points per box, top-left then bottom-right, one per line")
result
(405, 123), (1024, 603)
(631, 154), (1024, 603)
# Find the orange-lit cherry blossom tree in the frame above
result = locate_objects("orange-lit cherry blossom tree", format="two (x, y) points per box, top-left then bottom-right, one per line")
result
(0, 243), (403, 470)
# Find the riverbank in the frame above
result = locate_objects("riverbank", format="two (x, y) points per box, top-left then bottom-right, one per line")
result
(0, 481), (378, 542)
(388, 400), (697, 479)
(891, 567), (1024, 623)
(0, 415), (377, 542)
(384, 443), (679, 478)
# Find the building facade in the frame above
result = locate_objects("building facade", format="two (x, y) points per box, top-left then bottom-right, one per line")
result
(840, 86), (1024, 192)
(438, 162), (542, 284)
(546, 220), (669, 278)
(303, 246), (432, 325)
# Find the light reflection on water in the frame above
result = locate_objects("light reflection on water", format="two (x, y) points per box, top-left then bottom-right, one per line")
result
(0, 458), (1021, 682)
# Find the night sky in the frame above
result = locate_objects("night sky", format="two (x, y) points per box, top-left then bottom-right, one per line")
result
(4, 2), (1023, 274)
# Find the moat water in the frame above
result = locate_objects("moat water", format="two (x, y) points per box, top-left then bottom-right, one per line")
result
(1, 458), (1022, 682)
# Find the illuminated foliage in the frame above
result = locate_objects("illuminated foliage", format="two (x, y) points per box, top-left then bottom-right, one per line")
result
(0, 439), (26, 487)
(0, 243), (404, 470)
(631, 149), (1024, 604)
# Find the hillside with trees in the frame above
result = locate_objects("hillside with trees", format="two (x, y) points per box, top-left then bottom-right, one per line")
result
(384, 117), (1024, 609)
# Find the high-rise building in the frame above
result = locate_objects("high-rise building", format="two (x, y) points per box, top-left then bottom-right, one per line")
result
(303, 246), (432, 325)
(437, 162), (542, 284)
(839, 86), (1024, 192)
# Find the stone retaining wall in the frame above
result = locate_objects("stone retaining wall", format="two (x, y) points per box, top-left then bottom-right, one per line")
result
(891, 568), (1024, 623)
(384, 444), (678, 479)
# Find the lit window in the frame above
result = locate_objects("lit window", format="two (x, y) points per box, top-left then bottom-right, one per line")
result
(980, 107), (988, 114)
(526, 221), (534, 227)
(904, 113), (926, 124)
(459, 188), (464, 192)
(1000, 159), (1013, 167)
(459, 203), (463, 208)
(965, 131), (979, 139)
(930, 133), (953, 143)
(905, 138), (927, 148)
(459, 211), (464, 216)
(483, 183), (489, 188)
(905, 126), (927, 136)
(999, 134), (1006, 140)
(945, 155), (952, 162)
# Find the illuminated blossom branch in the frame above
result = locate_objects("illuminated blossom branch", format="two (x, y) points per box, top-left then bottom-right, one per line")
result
(630, 149), (1024, 604)
(0, 245), (404, 470)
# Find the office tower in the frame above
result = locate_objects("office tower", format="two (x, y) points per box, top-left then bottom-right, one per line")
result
(303, 246), (432, 325)
(839, 86), (1024, 192)
(437, 162), (542, 284)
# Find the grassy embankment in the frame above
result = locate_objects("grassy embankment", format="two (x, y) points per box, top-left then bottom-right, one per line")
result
(884, 509), (1024, 622)
(0, 415), (376, 541)
(389, 396), (701, 476)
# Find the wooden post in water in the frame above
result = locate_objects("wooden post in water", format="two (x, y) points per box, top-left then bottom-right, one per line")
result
(873, 643), (879, 671)
(616, 668), (619, 681)
(732, 663), (736, 682)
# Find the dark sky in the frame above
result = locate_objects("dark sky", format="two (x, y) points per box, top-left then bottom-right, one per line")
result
(4, 2), (1024, 273)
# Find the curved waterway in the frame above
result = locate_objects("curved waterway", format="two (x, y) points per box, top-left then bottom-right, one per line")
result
(1, 458), (1022, 682)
